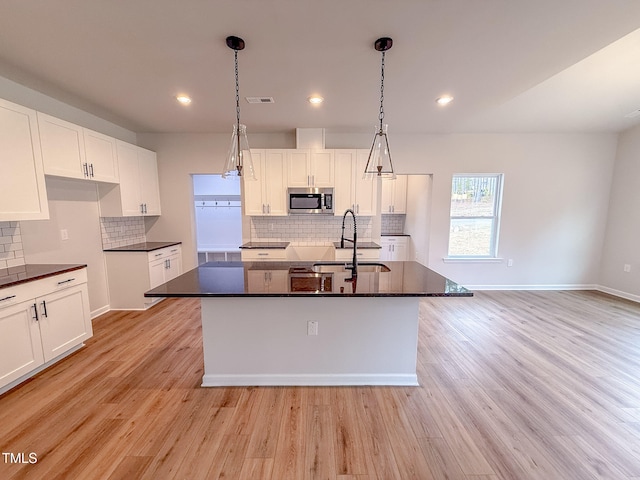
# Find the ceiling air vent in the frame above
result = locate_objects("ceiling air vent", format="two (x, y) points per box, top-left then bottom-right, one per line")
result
(246, 96), (274, 104)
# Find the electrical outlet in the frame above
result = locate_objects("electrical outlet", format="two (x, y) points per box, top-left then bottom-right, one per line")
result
(624, 264), (631, 273)
(307, 321), (318, 336)
(507, 259), (513, 267)
(60, 229), (69, 241)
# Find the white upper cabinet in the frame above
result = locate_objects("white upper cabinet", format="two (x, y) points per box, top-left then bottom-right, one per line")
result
(334, 149), (378, 216)
(98, 141), (161, 217)
(83, 128), (119, 183)
(38, 112), (119, 183)
(0, 99), (49, 221)
(244, 149), (287, 216)
(381, 174), (407, 214)
(37, 112), (87, 180)
(287, 149), (334, 187)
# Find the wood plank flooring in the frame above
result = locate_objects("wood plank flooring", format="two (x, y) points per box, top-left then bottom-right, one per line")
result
(1, 290), (640, 479)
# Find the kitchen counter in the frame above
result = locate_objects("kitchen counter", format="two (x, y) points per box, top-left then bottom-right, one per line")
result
(145, 260), (471, 387)
(103, 241), (181, 252)
(0, 264), (87, 289)
(145, 261), (471, 297)
(239, 241), (290, 249)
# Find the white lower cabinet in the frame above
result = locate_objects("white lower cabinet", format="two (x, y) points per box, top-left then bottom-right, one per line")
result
(0, 268), (91, 393)
(246, 270), (288, 293)
(240, 248), (288, 262)
(379, 236), (409, 261)
(335, 248), (381, 262)
(105, 245), (182, 309)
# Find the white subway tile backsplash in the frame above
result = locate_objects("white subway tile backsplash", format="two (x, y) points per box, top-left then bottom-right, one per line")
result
(0, 221), (25, 269)
(100, 217), (146, 249)
(381, 214), (406, 234)
(250, 215), (373, 245)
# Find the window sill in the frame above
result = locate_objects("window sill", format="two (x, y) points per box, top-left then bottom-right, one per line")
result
(443, 257), (503, 263)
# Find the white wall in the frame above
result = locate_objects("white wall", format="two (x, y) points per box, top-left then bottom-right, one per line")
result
(599, 124), (640, 301)
(21, 177), (110, 317)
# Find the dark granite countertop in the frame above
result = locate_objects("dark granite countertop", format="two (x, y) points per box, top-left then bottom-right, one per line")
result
(333, 241), (381, 249)
(145, 261), (472, 298)
(103, 241), (182, 252)
(0, 264), (87, 289)
(239, 242), (290, 249)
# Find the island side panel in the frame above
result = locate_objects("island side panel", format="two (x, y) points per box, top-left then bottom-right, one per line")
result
(200, 296), (419, 386)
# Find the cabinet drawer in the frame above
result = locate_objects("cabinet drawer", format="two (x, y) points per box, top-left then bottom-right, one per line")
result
(40, 268), (88, 294)
(147, 245), (181, 263)
(241, 249), (287, 261)
(0, 283), (33, 310)
(0, 268), (87, 310)
(335, 249), (380, 261)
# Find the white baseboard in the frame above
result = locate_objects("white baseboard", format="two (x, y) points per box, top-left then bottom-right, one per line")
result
(90, 305), (110, 319)
(465, 284), (598, 291)
(201, 373), (419, 387)
(596, 285), (640, 303)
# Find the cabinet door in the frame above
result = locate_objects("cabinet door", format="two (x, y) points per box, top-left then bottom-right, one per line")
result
(148, 258), (167, 289)
(379, 239), (392, 261)
(0, 300), (44, 389)
(138, 147), (162, 215)
(0, 99), (49, 221)
(381, 179), (394, 214)
(37, 112), (86, 180)
(310, 150), (334, 187)
(264, 150), (287, 215)
(243, 150), (265, 215)
(37, 284), (91, 362)
(287, 150), (310, 187)
(393, 240), (408, 261)
(247, 271), (269, 293)
(334, 150), (356, 215)
(166, 253), (182, 282)
(392, 175), (407, 214)
(116, 140), (143, 216)
(354, 150), (379, 216)
(84, 128), (119, 183)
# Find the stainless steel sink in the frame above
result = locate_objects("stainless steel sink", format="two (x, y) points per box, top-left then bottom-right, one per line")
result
(312, 262), (390, 273)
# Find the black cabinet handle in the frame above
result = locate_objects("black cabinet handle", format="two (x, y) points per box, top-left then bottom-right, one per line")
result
(32, 303), (39, 321)
(57, 278), (75, 285)
(0, 295), (16, 302)
(89, 163), (94, 177)
(83, 163), (89, 177)
(41, 300), (48, 318)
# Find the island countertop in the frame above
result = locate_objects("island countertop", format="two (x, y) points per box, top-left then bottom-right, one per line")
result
(145, 260), (472, 298)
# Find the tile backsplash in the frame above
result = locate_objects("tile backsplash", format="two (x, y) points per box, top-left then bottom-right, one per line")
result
(100, 217), (146, 249)
(0, 221), (25, 269)
(381, 214), (406, 234)
(251, 216), (373, 246)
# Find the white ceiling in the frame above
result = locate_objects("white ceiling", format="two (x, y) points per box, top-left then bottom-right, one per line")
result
(1, 0), (640, 135)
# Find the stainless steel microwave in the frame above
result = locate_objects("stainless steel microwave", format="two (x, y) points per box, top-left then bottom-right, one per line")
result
(287, 187), (334, 215)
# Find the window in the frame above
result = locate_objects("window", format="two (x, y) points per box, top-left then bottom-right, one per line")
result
(448, 174), (503, 258)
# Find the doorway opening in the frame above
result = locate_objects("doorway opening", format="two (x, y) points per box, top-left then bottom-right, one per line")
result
(192, 175), (242, 264)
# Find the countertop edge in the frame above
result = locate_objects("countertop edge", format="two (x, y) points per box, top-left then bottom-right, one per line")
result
(0, 264), (87, 290)
(103, 241), (182, 252)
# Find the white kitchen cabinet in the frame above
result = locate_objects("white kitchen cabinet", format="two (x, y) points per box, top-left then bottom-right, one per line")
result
(83, 128), (119, 183)
(379, 236), (409, 261)
(98, 141), (162, 216)
(334, 149), (378, 216)
(105, 244), (182, 309)
(243, 150), (287, 216)
(37, 112), (119, 183)
(240, 248), (288, 261)
(287, 149), (334, 187)
(0, 98), (49, 221)
(246, 269), (288, 293)
(381, 174), (407, 214)
(335, 248), (380, 262)
(0, 267), (91, 393)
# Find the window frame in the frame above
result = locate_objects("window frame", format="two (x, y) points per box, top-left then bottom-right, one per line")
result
(446, 173), (504, 259)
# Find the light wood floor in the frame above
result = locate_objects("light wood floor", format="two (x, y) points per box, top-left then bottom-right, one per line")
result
(1, 290), (640, 479)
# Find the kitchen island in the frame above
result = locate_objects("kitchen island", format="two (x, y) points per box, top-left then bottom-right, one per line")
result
(145, 261), (471, 386)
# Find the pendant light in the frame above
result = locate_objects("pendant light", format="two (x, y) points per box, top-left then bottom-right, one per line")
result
(364, 37), (395, 179)
(222, 35), (256, 180)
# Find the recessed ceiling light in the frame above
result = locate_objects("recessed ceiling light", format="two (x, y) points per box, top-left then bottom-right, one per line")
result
(436, 95), (454, 106)
(176, 94), (192, 105)
(308, 95), (324, 105)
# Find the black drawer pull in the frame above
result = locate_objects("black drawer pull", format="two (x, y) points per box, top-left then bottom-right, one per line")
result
(0, 295), (17, 302)
(57, 278), (75, 285)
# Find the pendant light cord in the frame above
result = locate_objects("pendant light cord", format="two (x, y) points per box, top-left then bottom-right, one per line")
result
(234, 49), (242, 169)
(378, 51), (385, 133)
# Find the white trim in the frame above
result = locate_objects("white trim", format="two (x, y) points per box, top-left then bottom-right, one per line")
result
(466, 284), (597, 291)
(90, 305), (110, 319)
(443, 257), (503, 263)
(202, 373), (419, 387)
(596, 285), (640, 303)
